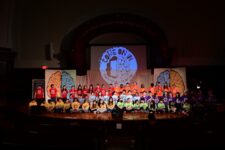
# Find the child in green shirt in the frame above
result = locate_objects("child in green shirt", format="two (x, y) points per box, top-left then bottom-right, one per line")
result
(133, 100), (140, 112)
(124, 98), (133, 112)
(140, 99), (148, 112)
(157, 99), (166, 113)
(116, 98), (124, 110)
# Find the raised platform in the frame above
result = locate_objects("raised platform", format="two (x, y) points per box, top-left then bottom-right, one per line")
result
(29, 112), (187, 121)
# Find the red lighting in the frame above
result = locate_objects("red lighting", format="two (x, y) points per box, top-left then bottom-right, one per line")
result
(41, 65), (48, 70)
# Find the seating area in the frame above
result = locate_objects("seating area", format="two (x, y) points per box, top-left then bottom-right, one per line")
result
(1, 105), (225, 150)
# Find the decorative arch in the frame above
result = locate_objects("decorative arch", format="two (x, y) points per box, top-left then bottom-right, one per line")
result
(60, 13), (171, 75)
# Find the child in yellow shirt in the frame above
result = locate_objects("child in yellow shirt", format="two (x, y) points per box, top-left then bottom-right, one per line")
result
(29, 99), (37, 107)
(82, 99), (90, 112)
(107, 97), (115, 112)
(71, 98), (81, 112)
(64, 99), (71, 113)
(90, 100), (98, 112)
(48, 100), (55, 112)
(97, 99), (107, 113)
(55, 98), (64, 113)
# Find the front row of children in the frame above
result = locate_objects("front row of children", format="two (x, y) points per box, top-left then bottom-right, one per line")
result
(29, 97), (191, 115)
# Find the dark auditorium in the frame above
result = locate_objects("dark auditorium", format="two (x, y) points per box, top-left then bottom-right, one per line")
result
(0, 0), (225, 150)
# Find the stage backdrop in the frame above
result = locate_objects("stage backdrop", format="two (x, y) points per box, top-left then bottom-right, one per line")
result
(154, 68), (187, 95)
(45, 69), (76, 101)
(89, 45), (153, 87)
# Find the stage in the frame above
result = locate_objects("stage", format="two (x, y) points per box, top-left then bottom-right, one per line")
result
(28, 111), (187, 121)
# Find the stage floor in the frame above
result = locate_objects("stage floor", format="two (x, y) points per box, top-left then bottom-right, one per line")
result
(30, 112), (187, 121)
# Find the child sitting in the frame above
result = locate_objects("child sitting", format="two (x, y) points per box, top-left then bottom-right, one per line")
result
(41, 100), (49, 111)
(133, 100), (140, 112)
(97, 99), (107, 113)
(139, 98), (148, 112)
(71, 98), (81, 112)
(55, 98), (64, 113)
(107, 97), (115, 112)
(148, 100), (156, 113)
(157, 99), (166, 113)
(116, 98), (124, 110)
(82, 99), (90, 112)
(29, 99), (37, 107)
(48, 100), (55, 112)
(124, 98), (133, 112)
(90, 100), (98, 113)
(63, 99), (71, 113)
(168, 101), (177, 113)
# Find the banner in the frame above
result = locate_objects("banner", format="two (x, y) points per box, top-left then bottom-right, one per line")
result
(154, 67), (187, 95)
(45, 70), (76, 101)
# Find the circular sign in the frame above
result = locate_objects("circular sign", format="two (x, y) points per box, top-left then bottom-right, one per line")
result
(99, 46), (137, 85)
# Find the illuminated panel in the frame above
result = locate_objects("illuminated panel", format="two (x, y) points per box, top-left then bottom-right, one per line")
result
(99, 46), (137, 85)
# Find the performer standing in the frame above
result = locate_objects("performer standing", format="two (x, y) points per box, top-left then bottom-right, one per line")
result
(155, 82), (163, 98)
(114, 83), (120, 96)
(101, 84), (107, 96)
(108, 84), (114, 96)
(77, 84), (83, 96)
(131, 81), (139, 95)
(69, 85), (77, 99)
(139, 84), (146, 93)
(88, 84), (94, 94)
(34, 86), (44, 106)
(49, 84), (57, 102)
(171, 84), (178, 98)
(61, 85), (68, 102)
(94, 84), (101, 96)
(149, 83), (155, 95)
(82, 85), (88, 97)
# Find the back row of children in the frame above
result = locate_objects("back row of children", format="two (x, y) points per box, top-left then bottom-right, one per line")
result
(34, 81), (183, 105)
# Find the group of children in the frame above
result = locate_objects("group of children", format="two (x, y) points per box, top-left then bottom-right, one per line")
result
(29, 96), (191, 114)
(30, 81), (192, 114)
